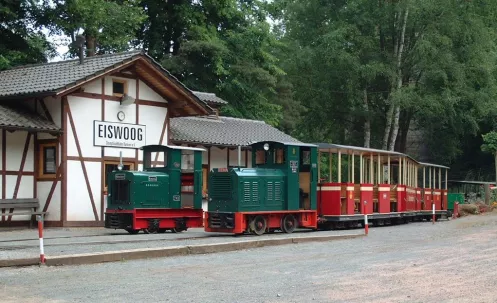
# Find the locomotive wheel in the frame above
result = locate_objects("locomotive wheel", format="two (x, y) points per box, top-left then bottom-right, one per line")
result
(171, 227), (186, 233)
(281, 214), (297, 234)
(249, 216), (267, 236)
(143, 228), (158, 234)
(125, 228), (139, 235)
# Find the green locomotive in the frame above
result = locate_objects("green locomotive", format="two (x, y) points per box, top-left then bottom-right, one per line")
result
(204, 141), (319, 235)
(104, 144), (205, 234)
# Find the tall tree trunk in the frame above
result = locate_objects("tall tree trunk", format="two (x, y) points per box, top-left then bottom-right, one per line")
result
(363, 89), (371, 148)
(86, 35), (96, 57)
(382, 101), (394, 150)
(388, 7), (409, 151)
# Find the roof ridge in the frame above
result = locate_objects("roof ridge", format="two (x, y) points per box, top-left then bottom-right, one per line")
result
(1, 49), (144, 72)
(220, 116), (266, 124)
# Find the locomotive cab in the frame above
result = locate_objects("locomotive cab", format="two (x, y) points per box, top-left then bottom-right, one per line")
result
(205, 141), (318, 235)
(105, 144), (205, 234)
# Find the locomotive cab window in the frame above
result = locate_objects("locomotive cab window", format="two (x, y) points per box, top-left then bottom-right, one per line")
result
(38, 141), (58, 179)
(274, 148), (285, 164)
(143, 151), (167, 168)
(255, 150), (266, 165)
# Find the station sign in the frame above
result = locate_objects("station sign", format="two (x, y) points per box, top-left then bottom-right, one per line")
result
(93, 120), (146, 149)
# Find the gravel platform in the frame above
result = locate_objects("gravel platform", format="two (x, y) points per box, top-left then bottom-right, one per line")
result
(1, 214), (496, 302)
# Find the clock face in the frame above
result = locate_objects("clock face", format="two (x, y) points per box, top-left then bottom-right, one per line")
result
(117, 111), (125, 121)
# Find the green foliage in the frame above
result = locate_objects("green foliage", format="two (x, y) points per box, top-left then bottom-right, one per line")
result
(481, 132), (497, 154)
(36, 0), (146, 56)
(0, 0), (54, 69)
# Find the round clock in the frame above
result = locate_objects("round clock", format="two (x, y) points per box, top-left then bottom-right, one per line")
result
(117, 111), (125, 121)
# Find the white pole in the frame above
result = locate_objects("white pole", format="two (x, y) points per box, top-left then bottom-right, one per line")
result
(238, 146), (241, 167)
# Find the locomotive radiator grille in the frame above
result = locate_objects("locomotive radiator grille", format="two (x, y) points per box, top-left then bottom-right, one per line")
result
(110, 180), (131, 205)
(210, 174), (232, 199)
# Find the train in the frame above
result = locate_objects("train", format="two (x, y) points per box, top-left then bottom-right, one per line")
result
(104, 141), (450, 235)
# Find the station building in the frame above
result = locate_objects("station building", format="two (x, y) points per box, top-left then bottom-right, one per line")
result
(0, 50), (299, 227)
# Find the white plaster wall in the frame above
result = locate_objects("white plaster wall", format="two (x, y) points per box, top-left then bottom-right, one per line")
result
(209, 147), (227, 169)
(83, 79), (101, 94)
(0, 130), (2, 171)
(5, 131), (34, 172)
(104, 76), (136, 99)
(42, 96), (62, 128)
(138, 105), (168, 162)
(103, 100), (138, 158)
(67, 96), (101, 158)
(37, 181), (61, 221)
(67, 160), (101, 221)
(139, 80), (167, 103)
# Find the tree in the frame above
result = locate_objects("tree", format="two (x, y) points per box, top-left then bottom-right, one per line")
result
(481, 132), (497, 185)
(0, 0), (54, 69)
(36, 0), (146, 57)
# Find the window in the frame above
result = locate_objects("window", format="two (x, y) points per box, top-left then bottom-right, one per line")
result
(38, 141), (58, 179)
(103, 161), (135, 192)
(112, 79), (128, 97)
(274, 148), (285, 164)
(143, 151), (167, 168)
(256, 150), (266, 165)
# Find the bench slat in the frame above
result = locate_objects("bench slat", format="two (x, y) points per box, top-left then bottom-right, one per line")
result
(0, 204), (39, 209)
(5, 212), (48, 216)
(0, 198), (39, 204)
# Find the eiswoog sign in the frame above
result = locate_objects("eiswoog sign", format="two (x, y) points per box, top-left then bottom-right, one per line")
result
(94, 120), (146, 148)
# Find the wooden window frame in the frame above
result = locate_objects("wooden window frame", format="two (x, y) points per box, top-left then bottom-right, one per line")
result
(103, 160), (135, 192)
(37, 140), (59, 180)
(112, 78), (128, 97)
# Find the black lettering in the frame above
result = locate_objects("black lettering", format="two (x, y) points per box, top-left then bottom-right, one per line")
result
(107, 125), (113, 139)
(130, 128), (136, 140)
(98, 125), (104, 138)
(113, 126), (123, 139)
(123, 127), (129, 140)
(137, 129), (143, 141)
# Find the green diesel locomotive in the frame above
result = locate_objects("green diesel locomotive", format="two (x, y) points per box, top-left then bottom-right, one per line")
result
(104, 144), (205, 234)
(204, 141), (319, 235)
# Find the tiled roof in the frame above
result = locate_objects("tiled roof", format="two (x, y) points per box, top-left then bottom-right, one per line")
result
(0, 51), (212, 115)
(192, 91), (228, 105)
(0, 104), (60, 133)
(170, 116), (300, 146)
(0, 51), (142, 98)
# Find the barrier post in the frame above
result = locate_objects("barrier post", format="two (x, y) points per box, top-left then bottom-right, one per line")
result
(37, 215), (45, 264)
(363, 201), (369, 235)
(432, 203), (435, 225)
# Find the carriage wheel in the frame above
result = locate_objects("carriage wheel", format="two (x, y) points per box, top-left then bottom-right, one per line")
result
(249, 215), (267, 236)
(281, 214), (297, 234)
(125, 228), (139, 235)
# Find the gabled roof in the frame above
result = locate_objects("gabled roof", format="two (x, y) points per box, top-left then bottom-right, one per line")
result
(170, 116), (300, 147)
(0, 104), (60, 133)
(192, 91), (228, 105)
(0, 50), (212, 116)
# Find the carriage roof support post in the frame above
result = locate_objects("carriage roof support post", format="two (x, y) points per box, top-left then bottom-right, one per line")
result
(360, 153), (363, 183)
(238, 146), (241, 167)
(352, 153), (355, 183)
(445, 169), (448, 190)
(377, 154), (381, 184)
(438, 167), (441, 190)
(398, 157), (402, 186)
(387, 155), (391, 184)
(329, 149), (332, 182)
(423, 167), (426, 188)
(338, 150), (342, 183)
(347, 152), (351, 183)
(429, 166), (432, 189)
(370, 154), (373, 184)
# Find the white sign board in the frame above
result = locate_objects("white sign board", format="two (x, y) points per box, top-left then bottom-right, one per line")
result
(93, 120), (146, 149)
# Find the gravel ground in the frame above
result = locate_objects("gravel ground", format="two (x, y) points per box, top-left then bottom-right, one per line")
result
(0, 227), (361, 260)
(1, 214), (496, 302)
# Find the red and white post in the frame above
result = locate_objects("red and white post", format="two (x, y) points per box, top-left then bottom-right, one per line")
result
(37, 215), (45, 264)
(363, 201), (369, 235)
(432, 203), (436, 225)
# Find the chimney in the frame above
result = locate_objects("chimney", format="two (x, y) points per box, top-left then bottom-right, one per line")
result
(75, 35), (86, 64)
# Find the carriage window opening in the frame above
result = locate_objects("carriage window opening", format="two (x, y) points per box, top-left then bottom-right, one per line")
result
(181, 152), (194, 171)
(274, 148), (285, 164)
(256, 150), (266, 165)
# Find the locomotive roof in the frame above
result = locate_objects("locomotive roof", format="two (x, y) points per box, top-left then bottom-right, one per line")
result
(140, 144), (206, 152)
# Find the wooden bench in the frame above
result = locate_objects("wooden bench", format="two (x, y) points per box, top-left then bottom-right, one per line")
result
(0, 199), (48, 228)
